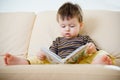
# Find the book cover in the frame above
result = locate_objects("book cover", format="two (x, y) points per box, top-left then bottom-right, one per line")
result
(41, 43), (89, 64)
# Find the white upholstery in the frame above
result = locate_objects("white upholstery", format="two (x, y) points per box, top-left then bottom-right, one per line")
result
(0, 12), (35, 56)
(83, 10), (120, 54)
(28, 11), (60, 56)
(0, 65), (120, 80)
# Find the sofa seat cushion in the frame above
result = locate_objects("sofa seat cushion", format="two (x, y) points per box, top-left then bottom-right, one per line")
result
(0, 64), (120, 80)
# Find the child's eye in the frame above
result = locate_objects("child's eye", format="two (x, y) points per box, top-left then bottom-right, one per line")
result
(61, 25), (65, 28)
(70, 25), (75, 28)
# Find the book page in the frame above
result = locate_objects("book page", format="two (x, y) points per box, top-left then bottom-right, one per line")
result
(63, 43), (88, 64)
(41, 48), (63, 64)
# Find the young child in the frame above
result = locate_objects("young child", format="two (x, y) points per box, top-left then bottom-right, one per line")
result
(4, 2), (114, 65)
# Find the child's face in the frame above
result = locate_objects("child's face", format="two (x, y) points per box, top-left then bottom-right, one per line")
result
(58, 16), (83, 39)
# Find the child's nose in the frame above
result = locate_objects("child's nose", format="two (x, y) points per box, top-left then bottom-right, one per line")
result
(65, 26), (70, 31)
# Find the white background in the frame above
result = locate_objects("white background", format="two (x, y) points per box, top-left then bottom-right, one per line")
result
(0, 0), (120, 12)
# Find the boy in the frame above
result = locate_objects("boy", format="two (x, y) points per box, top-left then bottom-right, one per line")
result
(4, 2), (113, 65)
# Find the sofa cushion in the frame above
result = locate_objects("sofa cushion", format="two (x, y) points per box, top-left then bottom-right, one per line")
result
(28, 11), (60, 56)
(0, 12), (35, 56)
(0, 56), (5, 66)
(82, 10), (120, 66)
(82, 10), (120, 55)
(0, 65), (120, 80)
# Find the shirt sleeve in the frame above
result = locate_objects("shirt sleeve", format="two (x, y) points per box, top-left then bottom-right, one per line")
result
(49, 37), (59, 54)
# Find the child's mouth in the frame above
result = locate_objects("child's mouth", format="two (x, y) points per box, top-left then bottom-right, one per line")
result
(65, 33), (71, 36)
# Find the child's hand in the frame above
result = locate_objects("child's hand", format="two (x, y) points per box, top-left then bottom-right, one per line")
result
(37, 50), (46, 60)
(86, 42), (97, 55)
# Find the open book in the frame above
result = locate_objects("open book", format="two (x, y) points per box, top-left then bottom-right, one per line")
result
(41, 43), (89, 64)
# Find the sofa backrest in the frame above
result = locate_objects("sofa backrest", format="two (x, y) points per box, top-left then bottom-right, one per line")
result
(28, 11), (60, 56)
(28, 10), (120, 58)
(0, 12), (35, 56)
(82, 10), (120, 56)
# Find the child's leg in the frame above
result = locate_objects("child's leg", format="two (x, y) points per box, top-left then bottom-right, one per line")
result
(4, 53), (29, 65)
(4, 53), (50, 65)
(26, 50), (50, 64)
(91, 50), (114, 65)
(27, 56), (50, 64)
(79, 50), (114, 65)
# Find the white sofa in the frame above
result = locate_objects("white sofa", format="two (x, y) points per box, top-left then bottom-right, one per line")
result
(0, 10), (120, 80)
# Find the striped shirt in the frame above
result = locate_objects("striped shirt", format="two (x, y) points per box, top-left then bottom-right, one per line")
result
(49, 35), (98, 59)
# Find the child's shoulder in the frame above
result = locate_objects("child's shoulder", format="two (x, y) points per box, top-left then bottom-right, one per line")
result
(78, 34), (91, 38)
(77, 34), (93, 41)
(54, 37), (64, 42)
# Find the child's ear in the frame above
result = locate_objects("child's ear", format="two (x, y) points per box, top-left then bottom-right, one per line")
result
(80, 22), (84, 29)
(79, 22), (84, 34)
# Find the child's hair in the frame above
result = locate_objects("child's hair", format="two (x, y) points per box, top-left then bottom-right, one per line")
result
(57, 2), (83, 23)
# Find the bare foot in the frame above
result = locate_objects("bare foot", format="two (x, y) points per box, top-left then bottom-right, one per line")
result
(92, 54), (112, 65)
(4, 53), (29, 65)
